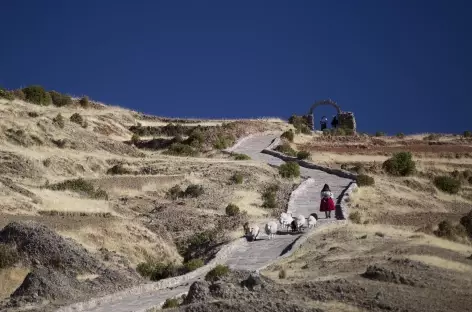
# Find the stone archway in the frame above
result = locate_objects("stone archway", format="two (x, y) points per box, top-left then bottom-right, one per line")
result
(306, 99), (341, 130)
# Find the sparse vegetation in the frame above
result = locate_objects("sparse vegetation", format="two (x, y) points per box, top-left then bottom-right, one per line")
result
(278, 268), (287, 279)
(225, 203), (240, 216)
(349, 211), (362, 224)
(464, 131), (472, 138)
(424, 133), (440, 141)
(230, 172), (243, 184)
(296, 150), (310, 160)
(0, 88), (15, 100)
(205, 264), (230, 282)
(275, 142), (297, 156)
(22, 85), (52, 106)
(47, 178), (109, 200)
(163, 143), (198, 157)
(279, 161), (300, 178)
(131, 133), (140, 145)
(183, 258), (204, 272)
(0, 244), (19, 269)
(79, 96), (90, 108)
(262, 184), (279, 208)
(233, 153), (251, 160)
(53, 113), (65, 129)
(70, 113), (87, 128)
(281, 130), (294, 142)
(106, 164), (131, 175)
(136, 261), (182, 281)
(167, 185), (184, 200)
(460, 210), (472, 238)
(49, 91), (72, 107)
(396, 133), (405, 138)
(356, 174), (375, 187)
(13, 89), (26, 100)
(288, 115), (311, 134)
(433, 220), (468, 242)
(184, 184), (204, 198)
(382, 152), (416, 176)
(434, 176), (461, 194)
(162, 298), (180, 309)
(28, 111), (39, 118)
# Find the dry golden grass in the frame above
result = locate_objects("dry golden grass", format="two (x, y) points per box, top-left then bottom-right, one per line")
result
(407, 254), (472, 273)
(0, 267), (29, 299)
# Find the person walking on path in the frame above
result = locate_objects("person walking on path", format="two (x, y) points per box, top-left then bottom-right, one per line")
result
(320, 183), (335, 219)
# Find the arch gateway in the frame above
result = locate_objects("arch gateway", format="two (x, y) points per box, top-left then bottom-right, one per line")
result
(303, 99), (357, 132)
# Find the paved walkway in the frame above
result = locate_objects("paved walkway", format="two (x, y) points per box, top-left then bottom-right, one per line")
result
(60, 133), (352, 312)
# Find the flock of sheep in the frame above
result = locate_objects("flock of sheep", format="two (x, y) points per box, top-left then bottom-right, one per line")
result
(243, 212), (318, 241)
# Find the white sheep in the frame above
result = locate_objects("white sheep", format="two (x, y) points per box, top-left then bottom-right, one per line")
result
(279, 213), (293, 232)
(307, 215), (317, 229)
(264, 221), (278, 240)
(248, 224), (260, 241)
(296, 215), (306, 231)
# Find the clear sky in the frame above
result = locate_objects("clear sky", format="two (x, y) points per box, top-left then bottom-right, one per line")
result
(1, 0), (470, 134)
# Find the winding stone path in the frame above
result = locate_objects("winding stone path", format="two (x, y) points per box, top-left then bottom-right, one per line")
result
(58, 133), (353, 312)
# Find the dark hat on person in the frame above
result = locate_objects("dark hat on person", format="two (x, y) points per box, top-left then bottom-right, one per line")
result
(321, 184), (331, 192)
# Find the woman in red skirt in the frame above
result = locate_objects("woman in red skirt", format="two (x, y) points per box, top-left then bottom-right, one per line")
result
(320, 184), (335, 219)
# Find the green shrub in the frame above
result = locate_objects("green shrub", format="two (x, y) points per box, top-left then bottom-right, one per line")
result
(297, 150), (310, 160)
(167, 185), (184, 200)
(0, 88), (14, 100)
(162, 298), (180, 309)
(375, 131), (385, 137)
(186, 129), (205, 148)
(131, 133), (140, 145)
(49, 91), (72, 107)
(106, 164), (131, 175)
(464, 131), (471, 138)
(233, 153), (251, 160)
(12, 89), (26, 101)
(183, 258), (204, 272)
(460, 210), (472, 238)
(70, 113), (87, 128)
(278, 269), (287, 279)
(434, 176), (461, 194)
(382, 152), (416, 176)
(349, 211), (362, 224)
(184, 184), (204, 198)
(275, 142), (297, 156)
(22, 85), (51, 106)
(47, 178), (108, 200)
(262, 184), (278, 208)
(279, 162), (300, 178)
(0, 244), (19, 269)
(79, 96), (90, 108)
(469, 176), (472, 185)
(213, 135), (234, 150)
(423, 133), (440, 141)
(205, 264), (230, 282)
(225, 204), (240, 216)
(179, 229), (218, 261)
(164, 143), (198, 157)
(281, 130), (294, 142)
(434, 220), (467, 241)
(137, 261), (182, 281)
(396, 133), (405, 139)
(230, 173), (243, 184)
(356, 174), (375, 187)
(28, 111), (39, 118)
(53, 113), (65, 129)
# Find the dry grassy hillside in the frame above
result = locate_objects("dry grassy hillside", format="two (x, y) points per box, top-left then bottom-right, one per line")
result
(0, 93), (292, 309)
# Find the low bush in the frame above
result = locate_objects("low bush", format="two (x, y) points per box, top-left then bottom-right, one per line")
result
(79, 96), (90, 108)
(396, 133), (405, 139)
(131, 133), (140, 145)
(70, 113), (87, 128)
(28, 111), (39, 118)
(106, 164), (131, 175)
(47, 178), (108, 200)
(297, 150), (310, 160)
(281, 130), (294, 142)
(464, 131), (471, 138)
(163, 143), (198, 157)
(349, 211), (362, 224)
(278, 269), (287, 279)
(233, 153), (251, 160)
(356, 174), (375, 187)
(423, 133), (440, 141)
(213, 135), (234, 150)
(469, 176), (472, 185)
(434, 176), (461, 194)
(53, 113), (65, 129)
(433, 220), (467, 241)
(262, 184), (278, 208)
(12, 89), (26, 100)
(375, 131), (385, 137)
(0, 89), (14, 101)
(460, 210), (472, 238)
(382, 152), (416, 176)
(279, 162), (300, 178)
(23, 85), (51, 106)
(49, 91), (72, 107)
(167, 185), (183, 200)
(225, 203), (240, 216)
(205, 264), (230, 282)
(184, 184), (204, 198)
(178, 229), (219, 262)
(136, 261), (182, 281)
(230, 172), (243, 184)
(0, 244), (19, 269)
(183, 258), (204, 272)
(162, 298), (180, 309)
(274, 142), (297, 156)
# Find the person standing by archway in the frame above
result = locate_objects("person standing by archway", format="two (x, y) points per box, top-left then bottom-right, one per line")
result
(320, 116), (328, 131)
(331, 115), (338, 129)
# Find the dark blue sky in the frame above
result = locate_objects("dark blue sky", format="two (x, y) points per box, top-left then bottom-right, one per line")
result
(1, 0), (471, 134)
